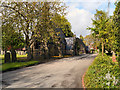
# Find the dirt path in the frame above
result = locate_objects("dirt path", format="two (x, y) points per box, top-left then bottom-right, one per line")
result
(2, 54), (97, 88)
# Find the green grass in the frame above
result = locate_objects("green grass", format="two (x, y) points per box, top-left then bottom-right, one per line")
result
(0, 54), (39, 72)
(0, 54), (27, 58)
(0, 54), (27, 64)
(0, 60), (4, 64)
(0, 54), (4, 58)
(17, 54), (27, 58)
(1, 60), (39, 72)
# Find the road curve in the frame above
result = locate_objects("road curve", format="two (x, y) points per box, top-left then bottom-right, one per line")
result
(2, 54), (97, 88)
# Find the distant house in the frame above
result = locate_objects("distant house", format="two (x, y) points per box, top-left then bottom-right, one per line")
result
(74, 38), (86, 55)
(32, 28), (66, 59)
(48, 28), (66, 56)
(85, 46), (90, 53)
(65, 37), (86, 55)
(32, 28), (87, 59)
(65, 37), (76, 55)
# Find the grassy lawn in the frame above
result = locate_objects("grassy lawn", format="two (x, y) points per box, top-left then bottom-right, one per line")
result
(1, 60), (39, 72)
(17, 54), (27, 58)
(0, 54), (40, 72)
(0, 54), (27, 64)
(0, 54), (27, 59)
(0, 54), (4, 59)
(0, 60), (4, 64)
(0, 55), (4, 64)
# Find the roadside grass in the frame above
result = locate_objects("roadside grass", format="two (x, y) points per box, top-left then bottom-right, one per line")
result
(1, 60), (39, 72)
(0, 54), (40, 72)
(84, 53), (120, 88)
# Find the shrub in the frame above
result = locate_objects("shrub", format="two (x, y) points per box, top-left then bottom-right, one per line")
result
(116, 56), (120, 66)
(84, 53), (120, 88)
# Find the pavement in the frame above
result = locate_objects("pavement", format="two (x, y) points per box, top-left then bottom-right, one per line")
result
(2, 54), (97, 88)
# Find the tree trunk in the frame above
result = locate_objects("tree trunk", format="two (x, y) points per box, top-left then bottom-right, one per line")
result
(117, 52), (120, 58)
(58, 46), (62, 57)
(27, 45), (33, 60)
(57, 42), (62, 57)
(44, 40), (49, 59)
(99, 43), (102, 53)
(102, 41), (104, 56)
(11, 48), (17, 62)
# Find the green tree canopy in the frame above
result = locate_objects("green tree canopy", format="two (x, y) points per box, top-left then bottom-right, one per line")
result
(87, 10), (109, 55)
(113, 1), (120, 55)
(51, 14), (74, 37)
(1, 1), (67, 60)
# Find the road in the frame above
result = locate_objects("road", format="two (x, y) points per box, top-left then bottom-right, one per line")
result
(2, 54), (97, 88)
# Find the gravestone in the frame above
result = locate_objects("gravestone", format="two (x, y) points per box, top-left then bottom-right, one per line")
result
(5, 52), (10, 63)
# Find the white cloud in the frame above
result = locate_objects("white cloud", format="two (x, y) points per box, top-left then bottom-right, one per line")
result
(65, 1), (116, 37)
(66, 5), (94, 37)
(109, 7), (115, 16)
(63, 0), (114, 2)
(65, 2), (102, 37)
(81, 2), (103, 11)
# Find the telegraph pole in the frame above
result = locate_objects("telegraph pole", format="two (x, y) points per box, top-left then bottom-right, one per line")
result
(107, 0), (110, 16)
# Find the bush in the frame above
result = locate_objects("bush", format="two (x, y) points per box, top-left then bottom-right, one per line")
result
(117, 56), (120, 67)
(84, 53), (120, 88)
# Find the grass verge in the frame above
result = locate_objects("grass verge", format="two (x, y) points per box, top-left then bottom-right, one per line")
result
(1, 60), (40, 72)
(0, 54), (75, 73)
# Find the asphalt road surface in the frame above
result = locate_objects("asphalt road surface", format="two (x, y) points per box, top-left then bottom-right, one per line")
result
(2, 54), (97, 88)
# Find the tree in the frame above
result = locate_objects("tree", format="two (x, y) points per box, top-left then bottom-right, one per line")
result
(113, 1), (120, 56)
(34, 2), (67, 58)
(104, 17), (115, 53)
(1, 2), (37, 60)
(1, 4), (25, 62)
(2, 20), (24, 62)
(88, 10), (109, 56)
(1, 1), (67, 60)
(51, 14), (74, 37)
(84, 34), (97, 46)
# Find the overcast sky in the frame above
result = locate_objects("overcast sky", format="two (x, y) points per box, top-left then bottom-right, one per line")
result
(64, 0), (116, 37)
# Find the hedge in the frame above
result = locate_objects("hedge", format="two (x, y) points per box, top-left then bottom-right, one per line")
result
(84, 53), (120, 88)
